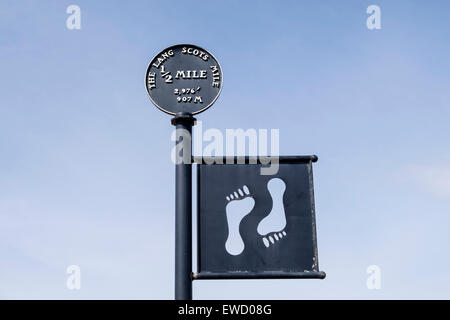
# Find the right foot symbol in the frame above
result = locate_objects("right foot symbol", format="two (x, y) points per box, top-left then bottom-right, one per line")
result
(257, 178), (288, 248)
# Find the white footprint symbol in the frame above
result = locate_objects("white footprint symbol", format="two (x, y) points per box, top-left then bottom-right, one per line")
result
(225, 185), (255, 256)
(257, 178), (287, 248)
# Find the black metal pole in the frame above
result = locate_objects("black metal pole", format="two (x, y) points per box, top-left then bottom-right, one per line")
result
(171, 113), (196, 300)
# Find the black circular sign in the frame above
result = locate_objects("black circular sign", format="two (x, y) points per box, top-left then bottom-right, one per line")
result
(145, 44), (223, 115)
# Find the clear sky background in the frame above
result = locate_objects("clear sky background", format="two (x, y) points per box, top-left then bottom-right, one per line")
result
(1, 0), (450, 299)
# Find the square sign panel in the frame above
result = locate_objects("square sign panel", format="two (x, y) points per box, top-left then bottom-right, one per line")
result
(195, 156), (325, 279)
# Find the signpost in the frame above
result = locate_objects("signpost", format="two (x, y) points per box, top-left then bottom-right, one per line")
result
(145, 44), (222, 116)
(146, 44), (222, 300)
(145, 44), (324, 300)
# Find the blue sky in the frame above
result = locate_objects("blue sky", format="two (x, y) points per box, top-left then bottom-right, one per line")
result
(1, 0), (450, 299)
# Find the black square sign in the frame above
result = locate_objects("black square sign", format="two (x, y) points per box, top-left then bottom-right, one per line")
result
(196, 156), (325, 279)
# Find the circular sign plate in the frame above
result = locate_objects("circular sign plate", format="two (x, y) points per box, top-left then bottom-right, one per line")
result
(145, 44), (223, 115)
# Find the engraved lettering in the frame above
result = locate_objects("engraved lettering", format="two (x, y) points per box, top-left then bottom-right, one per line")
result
(181, 47), (209, 61)
(173, 86), (203, 104)
(176, 70), (186, 79)
(173, 87), (201, 96)
(152, 50), (174, 69)
(147, 72), (156, 90)
(175, 70), (207, 79)
(160, 65), (173, 83)
(210, 65), (220, 88)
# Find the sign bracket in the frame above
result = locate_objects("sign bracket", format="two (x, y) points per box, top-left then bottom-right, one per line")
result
(192, 271), (326, 280)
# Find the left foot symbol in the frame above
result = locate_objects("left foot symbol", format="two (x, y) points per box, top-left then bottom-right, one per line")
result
(224, 185), (255, 255)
